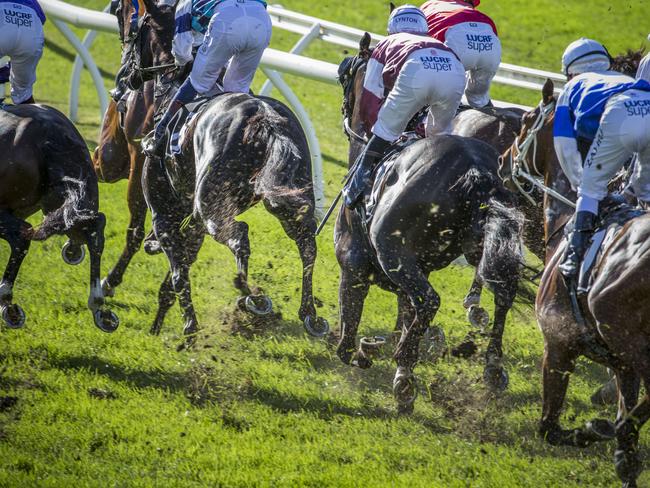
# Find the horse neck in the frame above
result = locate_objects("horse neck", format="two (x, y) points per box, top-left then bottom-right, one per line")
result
(543, 149), (575, 261)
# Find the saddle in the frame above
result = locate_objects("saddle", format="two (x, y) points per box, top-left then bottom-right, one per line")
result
(577, 194), (646, 293)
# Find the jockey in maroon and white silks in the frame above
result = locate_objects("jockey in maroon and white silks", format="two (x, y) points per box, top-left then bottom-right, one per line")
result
(342, 5), (465, 209)
(359, 32), (465, 141)
(420, 0), (500, 108)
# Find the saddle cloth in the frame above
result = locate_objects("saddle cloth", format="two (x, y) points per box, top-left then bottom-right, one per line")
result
(577, 195), (646, 293)
(365, 134), (420, 221)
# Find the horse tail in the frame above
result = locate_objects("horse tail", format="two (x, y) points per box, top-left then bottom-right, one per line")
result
(455, 166), (532, 306)
(27, 177), (96, 241)
(242, 108), (315, 223)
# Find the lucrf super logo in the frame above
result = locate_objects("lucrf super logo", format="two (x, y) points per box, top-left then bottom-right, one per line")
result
(4, 4), (33, 28)
(420, 55), (453, 71)
(625, 99), (650, 117)
(466, 34), (493, 52)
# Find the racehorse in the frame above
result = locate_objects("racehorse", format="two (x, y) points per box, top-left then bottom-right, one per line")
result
(0, 104), (118, 332)
(503, 79), (650, 488)
(92, 0), (159, 299)
(132, 0), (328, 339)
(335, 34), (526, 413)
(93, 84), (157, 298)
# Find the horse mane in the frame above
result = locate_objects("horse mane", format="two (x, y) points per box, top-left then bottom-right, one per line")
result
(611, 47), (646, 77)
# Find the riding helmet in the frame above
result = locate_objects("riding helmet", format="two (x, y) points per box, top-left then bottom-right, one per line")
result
(562, 38), (612, 76)
(387, 5), (429, 35)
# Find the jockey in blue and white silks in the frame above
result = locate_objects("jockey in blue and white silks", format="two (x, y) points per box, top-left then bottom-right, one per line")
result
(636, 35), (650, 83)
(0, 0), (45, 104)
(143, 0), (272, 157)
(553, 38), (650, 284)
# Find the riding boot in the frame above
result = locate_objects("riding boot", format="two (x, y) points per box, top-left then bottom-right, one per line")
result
(142, 100), (184, 158)
(143, 79), (199, 158)
(343, 135), (391, 209)
(559, 211), (596, 281)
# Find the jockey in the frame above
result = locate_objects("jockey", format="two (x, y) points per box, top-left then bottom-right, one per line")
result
(343, 4), (466, 209)
(554, 38), (650, 284)
(0, 0), (45, 104)
(143, 0), (272, 157)
(420, 0), (500, 108)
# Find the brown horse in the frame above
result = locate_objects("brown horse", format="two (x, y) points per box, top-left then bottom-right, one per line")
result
(92, 0), (160, 299)
(92, 82), (156, 298)
(0, 104), (118, 332)
(502, 79), (650, 488)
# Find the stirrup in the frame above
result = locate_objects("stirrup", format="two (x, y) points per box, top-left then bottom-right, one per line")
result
(142, 133), (164, 158)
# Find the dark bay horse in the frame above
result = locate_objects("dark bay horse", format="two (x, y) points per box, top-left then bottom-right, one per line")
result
(0, 104), (118, 332)
(134, 1), (327, 339)
(336, 38), (526, 414)
(504, 79), (650, 488)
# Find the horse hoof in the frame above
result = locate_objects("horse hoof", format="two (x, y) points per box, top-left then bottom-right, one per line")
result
(244, 295), (273, 316)
(62, 241), (85, 266)
(463, 294), (480, 309)
(584, 418), (616, 441)
(143, 239), (162, 255)
(484, 365), (509, 392)
(93, 309), (119, 333)
(359, 335), (386, 357)
(101, 278), (115, 298)
(303, 315), (329, 337)
(393, 367), (417, 414)
(467, 305), (489, 330)
(423, 326), (446, 362)
(590, 377), (618, 406)
(2, 304), (26, 329)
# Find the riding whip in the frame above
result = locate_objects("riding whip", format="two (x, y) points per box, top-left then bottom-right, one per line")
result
(315, 155), (363, 236)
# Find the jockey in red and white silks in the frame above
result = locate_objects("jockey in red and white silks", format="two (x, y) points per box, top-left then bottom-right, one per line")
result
(0, 0), (45, 104)
(342, 5), (465, 209)
(420, 0), (500, 108)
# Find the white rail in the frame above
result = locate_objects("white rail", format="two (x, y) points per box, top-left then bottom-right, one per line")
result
(39, 0), (565, 217)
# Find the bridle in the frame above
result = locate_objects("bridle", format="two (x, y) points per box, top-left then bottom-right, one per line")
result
(125, 12), (178, 89)
(338, 54), (369, 144)
(501, 99), (576, 209)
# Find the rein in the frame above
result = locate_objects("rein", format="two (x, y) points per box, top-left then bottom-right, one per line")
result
(504, 100), (576, 209)
(338, 54), (370, 145)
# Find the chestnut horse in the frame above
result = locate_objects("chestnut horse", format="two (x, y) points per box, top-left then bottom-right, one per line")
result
(502, 79), (650, 488)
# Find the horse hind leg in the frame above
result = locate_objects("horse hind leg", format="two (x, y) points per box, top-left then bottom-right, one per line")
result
(0, 212), (31, 329)
(380, 253), (440, 414)
(614, 389), (650, 488)
(80, 213), (119, 332)
(263, 198), (329, 336)
(102, 154), (147, 297)
(149, 271), (175, 335)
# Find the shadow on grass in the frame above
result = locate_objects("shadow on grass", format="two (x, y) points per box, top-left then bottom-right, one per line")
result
(48, 354), (186, 393)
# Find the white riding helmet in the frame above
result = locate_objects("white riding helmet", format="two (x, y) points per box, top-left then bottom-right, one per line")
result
(387, 5), (429, 35)
(561, 38), (611, 76)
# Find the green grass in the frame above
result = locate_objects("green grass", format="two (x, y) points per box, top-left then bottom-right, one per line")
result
(2, 1), (650, 486)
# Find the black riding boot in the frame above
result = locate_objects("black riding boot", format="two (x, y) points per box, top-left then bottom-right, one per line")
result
(343, 135), (391, 209)
(559, 211), (596, 281)
(142, 100), (184, 158)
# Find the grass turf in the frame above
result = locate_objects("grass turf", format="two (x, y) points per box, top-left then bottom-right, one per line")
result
(1, 0), (650, 486)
